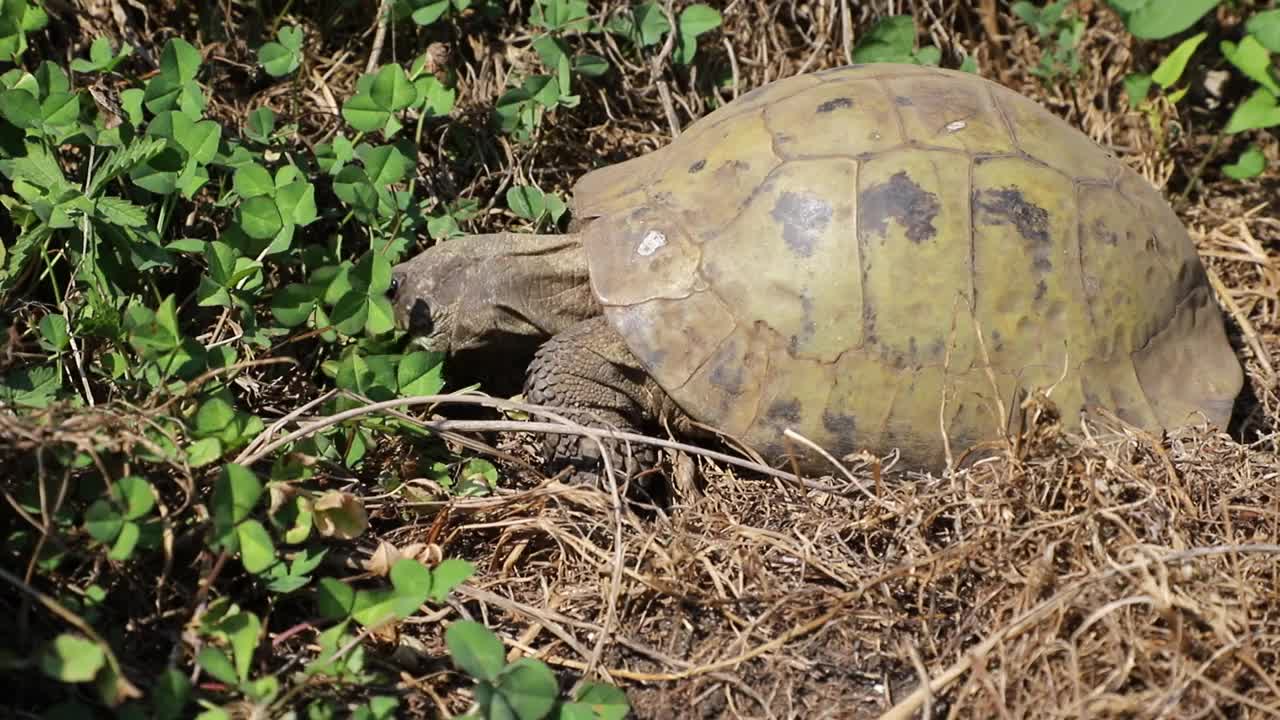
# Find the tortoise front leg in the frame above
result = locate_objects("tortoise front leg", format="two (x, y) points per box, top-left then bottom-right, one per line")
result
(523, 315), (687, 485)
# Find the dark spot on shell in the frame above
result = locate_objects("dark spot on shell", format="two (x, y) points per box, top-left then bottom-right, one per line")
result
(688, 159), (706, 174)
(991, 328), (1004, 352)
(788, 294), (817, 355)
(858, 171), (941, 244)
(822, 411), (857, 437)
(817, 97), (854, 113)
(707, 340), (744, 395)
(895, 95), (914, 106)
(1091, 218), (1119, 246)
(766, 398), (802, 425)
(975, 188), (1050, 244)
(863, 302), (878, 347)
(1033, 279), (1048, 301)
(929, 339), (946, 359)
(1146, 232), (1161, 253)
(974, 187), (1052, 272)
(771, 191), (833, 258)
(908, 336), (919, 360)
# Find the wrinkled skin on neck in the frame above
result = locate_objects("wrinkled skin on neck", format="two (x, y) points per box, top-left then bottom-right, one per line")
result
(389, 232), (601, 355)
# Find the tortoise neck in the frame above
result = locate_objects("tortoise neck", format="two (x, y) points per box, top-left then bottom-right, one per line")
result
(452, 231), (600, 346)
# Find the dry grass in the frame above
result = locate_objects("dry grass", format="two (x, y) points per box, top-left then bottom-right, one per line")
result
(6, 0), (1280, 718)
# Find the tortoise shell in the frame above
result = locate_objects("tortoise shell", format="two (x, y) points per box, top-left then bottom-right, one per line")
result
(570, 63), (1243, 471)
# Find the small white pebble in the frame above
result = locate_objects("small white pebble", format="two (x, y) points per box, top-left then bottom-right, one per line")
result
(945, 120), (966, 133)
(637, 229), (666, 256)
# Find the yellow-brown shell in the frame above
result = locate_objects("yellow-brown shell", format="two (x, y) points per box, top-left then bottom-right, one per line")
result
(572, 63), (1243, 472)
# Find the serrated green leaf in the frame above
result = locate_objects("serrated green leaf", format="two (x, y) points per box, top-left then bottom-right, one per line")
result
(0, 365), (61, 408)
(94, 196), (149, 227)
(0, 140), (67, 189)
(89, 137), (167, 197)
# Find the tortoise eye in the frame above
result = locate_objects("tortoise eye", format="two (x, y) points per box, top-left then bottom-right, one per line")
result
(388, 274), (401, 299)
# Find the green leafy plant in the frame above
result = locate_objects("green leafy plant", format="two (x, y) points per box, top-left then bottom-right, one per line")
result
(257, 26), (304, 77)
(1011, 1), (1086, 79)
(0, 0), (49, 62)
(507, 183), (568, 229)
(446, 621), (631, 720)
(1105, 0), (1220, 40)
(606, 2), (723, 65)
(1111, 1), (1280, 181)
(851, 14), (942, 66)
(393, 0), (479, 26)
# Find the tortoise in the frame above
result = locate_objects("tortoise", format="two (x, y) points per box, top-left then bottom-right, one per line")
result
(389, 63), (1244, 476)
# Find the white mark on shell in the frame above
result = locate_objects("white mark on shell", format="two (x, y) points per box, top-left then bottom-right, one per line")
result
(637, 229), (667, 256)
(945, 120), (966, 133)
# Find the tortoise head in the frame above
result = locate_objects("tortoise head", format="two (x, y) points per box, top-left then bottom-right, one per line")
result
(389, 241), (471, 354)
